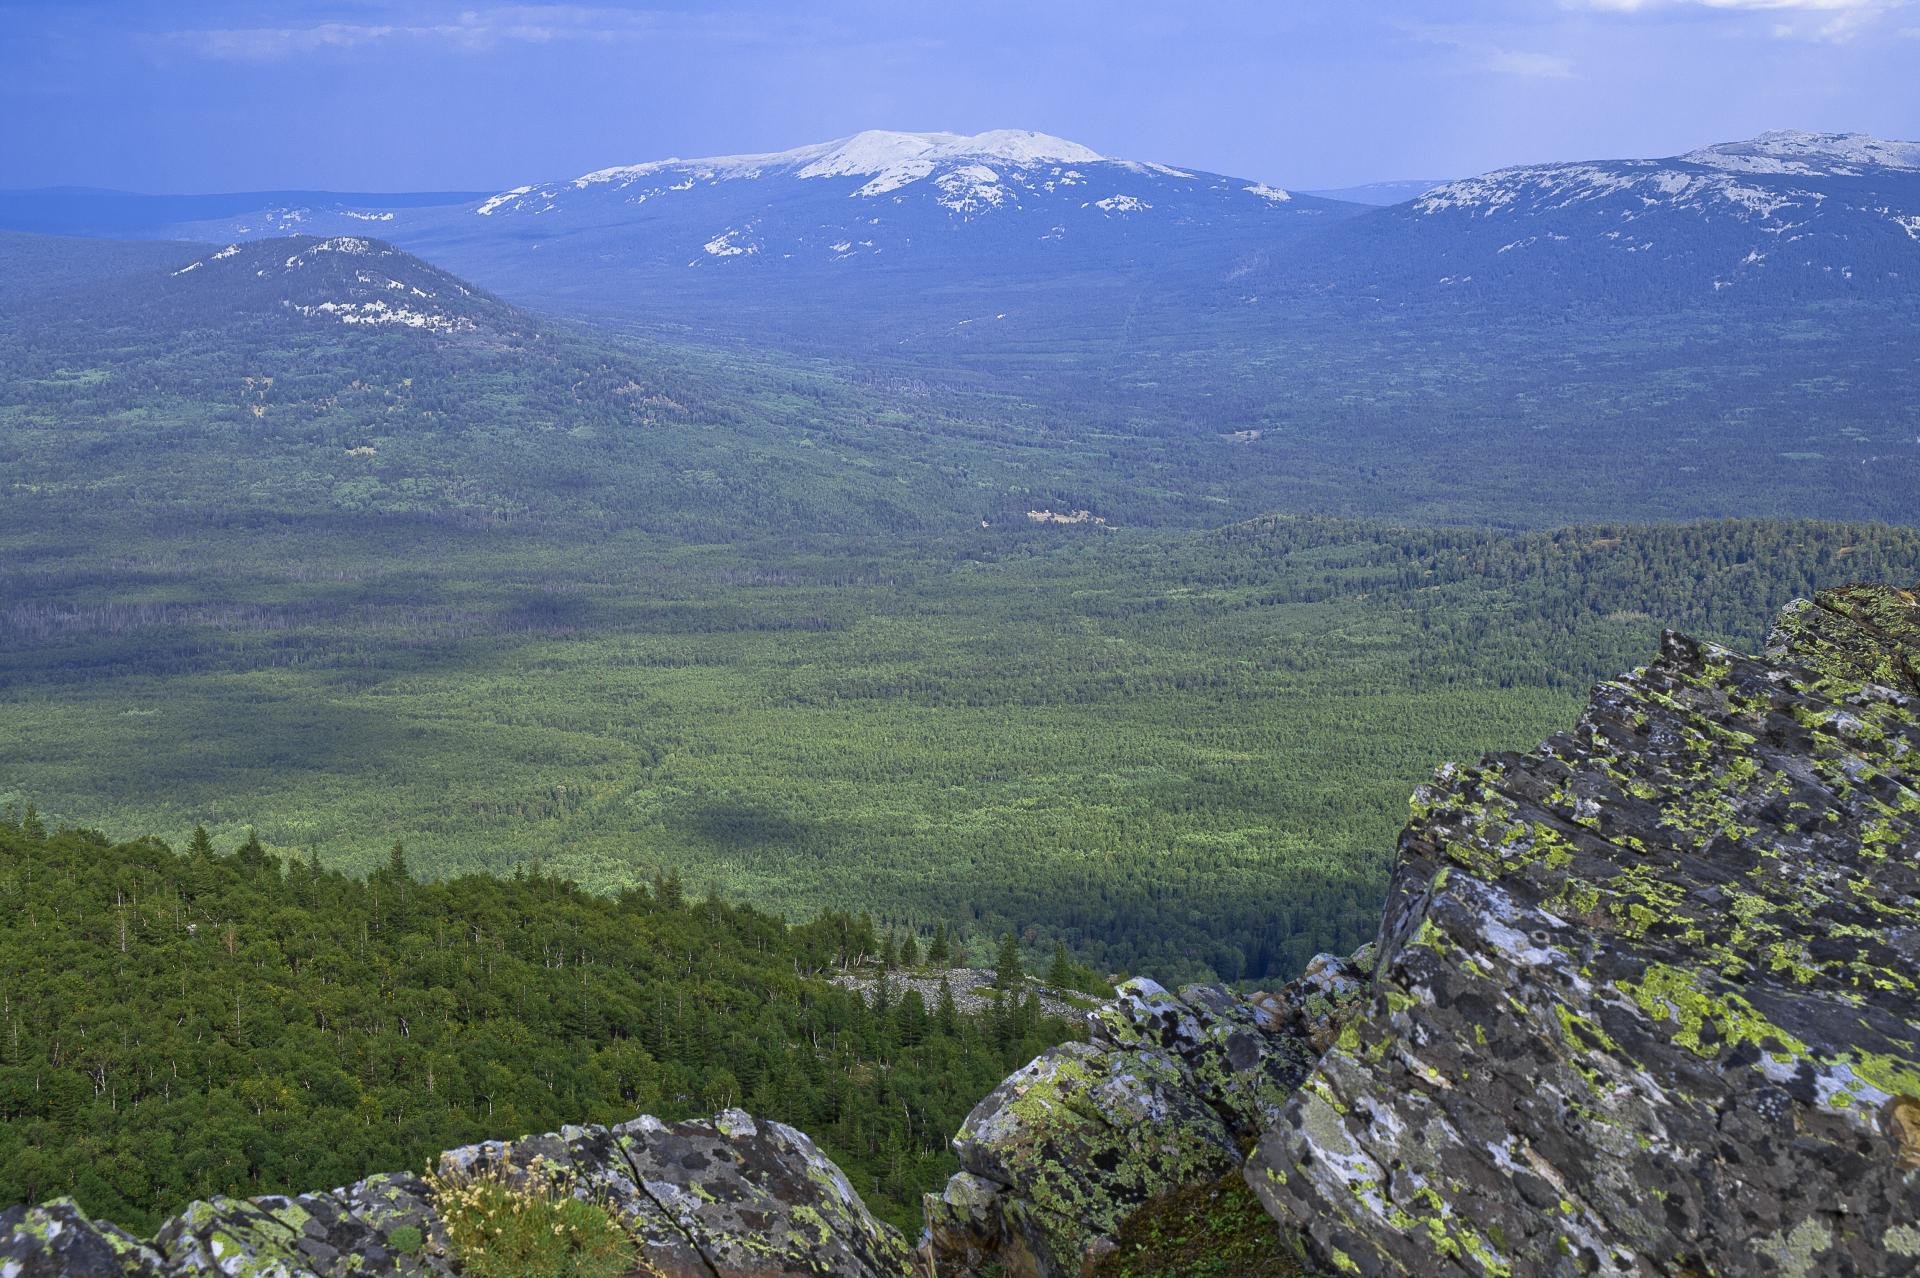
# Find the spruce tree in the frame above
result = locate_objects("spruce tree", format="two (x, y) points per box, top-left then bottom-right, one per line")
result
(935, 977), (960, 1035)
(900, 931), (920, 968)
(994, 934), (1024, 991)
(928, 922), (951, 967)
(1047, 940), (1073, 987)
(236, 830), (272, 874)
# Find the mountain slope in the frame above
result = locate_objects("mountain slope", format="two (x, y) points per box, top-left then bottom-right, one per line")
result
(0, 229), (202, 305)
(0, 186), (482, 238)
(0, 233), (1071, 540)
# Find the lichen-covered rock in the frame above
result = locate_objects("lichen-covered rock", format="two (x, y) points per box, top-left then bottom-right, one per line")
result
(1, 1108), (908, 1277)
(923, 965), (1365, 1276)
(1248, 585), (1920, 1276)
(943, 1037), (1243, 1274)
(611, 1108), (913, 1276)
(0, 1198), (167, 1277)
(149, 1183), (456, 1277)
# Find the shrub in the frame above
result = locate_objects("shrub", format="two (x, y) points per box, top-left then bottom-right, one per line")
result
(426, 1160), (637, 1278)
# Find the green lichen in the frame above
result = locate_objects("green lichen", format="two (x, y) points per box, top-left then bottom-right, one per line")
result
(1619, 963), (1808, 1061)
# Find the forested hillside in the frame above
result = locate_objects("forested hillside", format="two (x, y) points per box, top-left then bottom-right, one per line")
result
(0, 814), (1072, 1236)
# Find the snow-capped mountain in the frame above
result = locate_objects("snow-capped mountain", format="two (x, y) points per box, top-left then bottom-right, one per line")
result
(1343, 130), (1920, 299)
(461, 128), (1309, 252)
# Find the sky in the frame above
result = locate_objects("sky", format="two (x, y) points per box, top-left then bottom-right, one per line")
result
(1, 0), (1917, 193)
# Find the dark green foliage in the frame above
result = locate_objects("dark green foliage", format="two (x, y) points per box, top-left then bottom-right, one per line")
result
(0, 818), (1073, 1235)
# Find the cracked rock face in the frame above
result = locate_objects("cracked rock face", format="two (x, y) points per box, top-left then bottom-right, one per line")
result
(0, 1109), (910, 1276)
(922, 957), (1370, 1276)
(1248, 585), (1920, 1276)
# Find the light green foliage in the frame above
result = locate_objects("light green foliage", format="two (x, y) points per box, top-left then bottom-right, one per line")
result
(428, 1164), (634, 1278)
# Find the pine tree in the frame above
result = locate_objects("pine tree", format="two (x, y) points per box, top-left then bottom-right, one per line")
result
(1017, 991), (1042, 1040)
(187, 824), (215, 859)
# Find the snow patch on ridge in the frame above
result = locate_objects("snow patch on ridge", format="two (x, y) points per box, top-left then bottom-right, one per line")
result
(287, 300), (474, 332)
(1683, 130), (1920, 177)
(470, 129), (1214, 218)
(1416, 164), (1824, 224)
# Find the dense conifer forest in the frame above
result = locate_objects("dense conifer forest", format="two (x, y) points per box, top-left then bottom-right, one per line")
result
(0, 814), (1071, 1235)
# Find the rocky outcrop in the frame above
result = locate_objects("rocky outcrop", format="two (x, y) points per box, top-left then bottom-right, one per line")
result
(831, 966), (1090, 1020)
(921, 952), (1371, 1276)
(0, 1108), (911, 1276)
(1248, 584), (1920, 1275)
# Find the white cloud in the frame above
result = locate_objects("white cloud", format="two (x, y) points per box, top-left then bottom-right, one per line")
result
(1573, 0), (1891, 9)
(1484, 47), (1577, 76)
(1564, 0), (1911, 41)
(157, 6), (675, 62)
(1407, 27), (1578, 78)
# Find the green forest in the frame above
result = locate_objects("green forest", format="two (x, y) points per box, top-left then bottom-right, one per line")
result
(0, 813), (1071, 1235)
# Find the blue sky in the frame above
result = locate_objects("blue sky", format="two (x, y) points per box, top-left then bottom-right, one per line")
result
(2, 0), (1916, 192)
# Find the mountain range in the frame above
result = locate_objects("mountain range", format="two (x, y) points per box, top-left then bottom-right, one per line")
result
(4, 126), (1917, 533)
(10, 127), (1916, 340)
